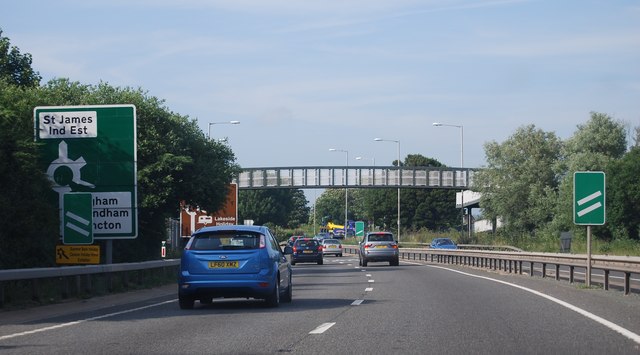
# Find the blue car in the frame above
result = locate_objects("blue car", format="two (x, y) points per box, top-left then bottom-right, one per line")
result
(430, 238), (458, 249)
(178, 225), (293, 309)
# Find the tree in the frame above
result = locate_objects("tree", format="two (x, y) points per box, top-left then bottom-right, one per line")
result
(606, 147), (640, 241)
(552, 112), (628, 239)
(475, 125), (562, 236)
(0, 29), (41, 87)
(312, 189), (348, 225)
(239, 189), (309, 228)
(398, 154), (459, 231)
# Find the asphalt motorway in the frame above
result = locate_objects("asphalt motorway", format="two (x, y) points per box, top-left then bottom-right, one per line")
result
(1, 256), (640, 354)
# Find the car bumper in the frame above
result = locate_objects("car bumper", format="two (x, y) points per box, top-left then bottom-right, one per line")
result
(178, 272), (276, 299)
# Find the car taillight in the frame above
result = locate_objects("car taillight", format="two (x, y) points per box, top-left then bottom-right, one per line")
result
(391, 244), (398, 249)
(293, 246), (297, 253)
(318, 246), (323, 251)
(364, 243), (372, 249)
(339, 244), (342, 248)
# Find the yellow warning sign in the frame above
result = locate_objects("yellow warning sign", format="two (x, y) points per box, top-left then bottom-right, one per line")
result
(56, 245), (100, 264)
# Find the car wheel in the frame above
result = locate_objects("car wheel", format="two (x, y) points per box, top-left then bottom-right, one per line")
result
(265, 278), (280, 307)
(362, 258), (368, 267)
(199, 298), (213, 304)
(281, 274), (293, 303)
(338, 253), (343, 257)
(178, 295), (194, 310)
(317, 259), (323, 265)
(291, 260), (296, 265)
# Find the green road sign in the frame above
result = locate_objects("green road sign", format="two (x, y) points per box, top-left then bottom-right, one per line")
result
(355, 221), (365, 238)
(574, 171), (605, 225)
(63, 193), (93, 244)
(34, 105), (137, 239)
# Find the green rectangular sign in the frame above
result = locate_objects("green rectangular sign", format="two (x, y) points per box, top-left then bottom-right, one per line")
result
(63, 193), (93, 244)
(355, 221), (365, 238)
(573, 171), (605, 225)
(34, 105), (137, 239)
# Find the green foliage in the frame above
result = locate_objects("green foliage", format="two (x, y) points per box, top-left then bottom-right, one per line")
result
(606, 147), (640, 241)
(475, 125), (563, 235)
(238, 189), (309, 228)
(0, 29), (41, 88)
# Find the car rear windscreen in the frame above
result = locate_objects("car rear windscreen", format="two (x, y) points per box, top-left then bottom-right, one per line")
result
(191, 232), (262, 250)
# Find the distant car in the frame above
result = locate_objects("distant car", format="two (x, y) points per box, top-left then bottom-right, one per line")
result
(287, 235), (303, 246)
(178, 225), (293, 309)
(430, 238), (458, 249)
(321, 238), (343, 257)
(288, 237), (323, 265)
(358, 232), (399, 266)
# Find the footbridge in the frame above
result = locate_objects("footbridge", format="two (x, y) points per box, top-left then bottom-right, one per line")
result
(235, 166), (475, 191)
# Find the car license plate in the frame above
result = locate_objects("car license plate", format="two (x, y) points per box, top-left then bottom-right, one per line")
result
(208, 261), (239, 268)
(303, 250), (313, 254)
(328, 245), (336, 248)
(375, 245), (387, 249)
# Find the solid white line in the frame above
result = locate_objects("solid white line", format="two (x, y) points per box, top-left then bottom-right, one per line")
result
(578, 191), (602, 206)
(65, 211), (90, 225)
(577, 202), (602, 217)
(65, 222), (90, 236)
(0, 300), (175, 341)
(427, 265), (640, 345)
(309, 322), (336, 334)
(351, 300), (364, 306)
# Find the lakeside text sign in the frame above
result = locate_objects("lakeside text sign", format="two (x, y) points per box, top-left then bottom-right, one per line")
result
(34, 105), (138, 242)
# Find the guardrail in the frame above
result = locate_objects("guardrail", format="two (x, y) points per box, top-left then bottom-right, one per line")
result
(344, 246), (640, 295)
(0, 259), (180, 308)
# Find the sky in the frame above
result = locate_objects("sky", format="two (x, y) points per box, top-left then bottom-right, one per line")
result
(3, 0), (640, 172)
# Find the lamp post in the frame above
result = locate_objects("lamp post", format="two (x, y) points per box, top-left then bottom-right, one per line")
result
(432, 122), (467, 240)
(355, 156), (375, 166)
(329, 148), (349, 237)
(374, 138), (401, 243)
(208, 120), (240, 139)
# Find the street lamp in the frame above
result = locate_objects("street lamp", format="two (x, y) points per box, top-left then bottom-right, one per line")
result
(355, 156), (375, 166)
(374, 138), (401, 244)
(329, 148), (349, 236)
(432, 122), (467, 240)
(208, 120), (240, 139)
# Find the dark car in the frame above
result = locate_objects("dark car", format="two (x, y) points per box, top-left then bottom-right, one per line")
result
(178, 225), (293, 309)
(430, 238), (458, 249)
(358, 232), (399, 266)
(287, 235), (303, 246)
(288, 237), (323, 265)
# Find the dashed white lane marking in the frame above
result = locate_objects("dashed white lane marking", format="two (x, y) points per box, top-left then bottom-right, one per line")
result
(351, 300), (364, 306)
(365, 287), (373, 292)
(310, 322), (336, 334)
(0, 300), (175, 341)
(366, 274), (372, 277)
(368, 279), (375, 283)
(428, 265), (640, 345)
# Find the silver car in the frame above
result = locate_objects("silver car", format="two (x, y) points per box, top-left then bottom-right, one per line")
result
(358, 232), (399, 266)
(321, 238), (343, 257)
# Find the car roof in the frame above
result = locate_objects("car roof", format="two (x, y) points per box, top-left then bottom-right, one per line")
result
(194, 225), (269, 235)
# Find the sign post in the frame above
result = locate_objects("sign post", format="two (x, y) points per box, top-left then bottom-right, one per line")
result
(573, 171), (606, 287)
(34, 105), (137, 262)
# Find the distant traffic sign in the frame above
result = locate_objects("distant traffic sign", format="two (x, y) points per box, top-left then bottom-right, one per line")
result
(574, 171), (606, 225)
